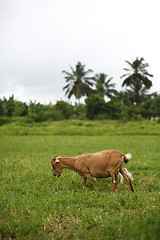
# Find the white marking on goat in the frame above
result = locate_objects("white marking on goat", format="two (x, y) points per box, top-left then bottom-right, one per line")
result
(118, 173), (124, 184)
(125, 168), (134, 181)
(113, 175), (116, 183)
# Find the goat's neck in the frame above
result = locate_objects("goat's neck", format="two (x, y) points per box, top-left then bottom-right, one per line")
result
(59, 157), (76, 170)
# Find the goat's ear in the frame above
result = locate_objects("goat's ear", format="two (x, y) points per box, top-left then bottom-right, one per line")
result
(55, 159), (60, 163)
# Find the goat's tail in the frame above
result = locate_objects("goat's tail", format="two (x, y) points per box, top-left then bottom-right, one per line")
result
(123, 153), (132, 164)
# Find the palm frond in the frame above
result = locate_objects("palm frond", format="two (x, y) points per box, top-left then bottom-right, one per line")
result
(62, 61), (94, 102)
(122, 75), (134, 87)
(120, 73), (130, 79)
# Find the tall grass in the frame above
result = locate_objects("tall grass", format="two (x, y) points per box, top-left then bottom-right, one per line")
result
(0, 119), (160, 136)
(0, 120), (160, 239)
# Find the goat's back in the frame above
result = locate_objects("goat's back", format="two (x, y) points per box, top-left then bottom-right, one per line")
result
(75, 150), (124, 170)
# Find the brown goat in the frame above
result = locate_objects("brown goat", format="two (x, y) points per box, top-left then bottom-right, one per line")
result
(51, 150), (134, 192)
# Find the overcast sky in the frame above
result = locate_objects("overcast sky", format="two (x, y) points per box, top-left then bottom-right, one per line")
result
(0, 0), (160, 104)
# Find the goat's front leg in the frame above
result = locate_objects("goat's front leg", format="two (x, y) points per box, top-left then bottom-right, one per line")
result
(85, 173), (99, 190)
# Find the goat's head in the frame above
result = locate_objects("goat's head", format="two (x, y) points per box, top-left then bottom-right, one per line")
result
(51, 156), (63, 177)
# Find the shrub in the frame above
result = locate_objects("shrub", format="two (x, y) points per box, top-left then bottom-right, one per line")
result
(55, 101), (73, 119)
(85, 95), (106, 120)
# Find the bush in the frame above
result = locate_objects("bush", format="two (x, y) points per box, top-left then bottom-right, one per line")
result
(1, 93), (160, 122)
(85, 95), (106, 120)
(85, 95), (125, 120)
(105, 100), (124, 120)
(12, 101), (28, 117)
(55, 101), (73, 119)
(0, 117), (11, 126)
(72, 103), (86, 119)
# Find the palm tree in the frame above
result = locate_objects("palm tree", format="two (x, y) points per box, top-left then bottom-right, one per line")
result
(121, 57), (153, 104)
(62, 61), (94, 104)
(93, 73), (117, 99)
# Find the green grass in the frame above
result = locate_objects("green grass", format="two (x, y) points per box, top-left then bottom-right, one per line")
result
(0, 120), (160, 239)
(0, 119), (160, 136)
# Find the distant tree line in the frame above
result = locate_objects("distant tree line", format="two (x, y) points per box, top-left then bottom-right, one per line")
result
(0, 57), (160, 124)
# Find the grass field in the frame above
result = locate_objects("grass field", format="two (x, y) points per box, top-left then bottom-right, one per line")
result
(0, 120), (160, 239)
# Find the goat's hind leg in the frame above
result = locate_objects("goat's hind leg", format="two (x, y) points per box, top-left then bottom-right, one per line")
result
(118, 172), (124, 184)
(120, 170), (134, 192)
(82, 177), (87, 189)
(111, 173), (118, 191)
